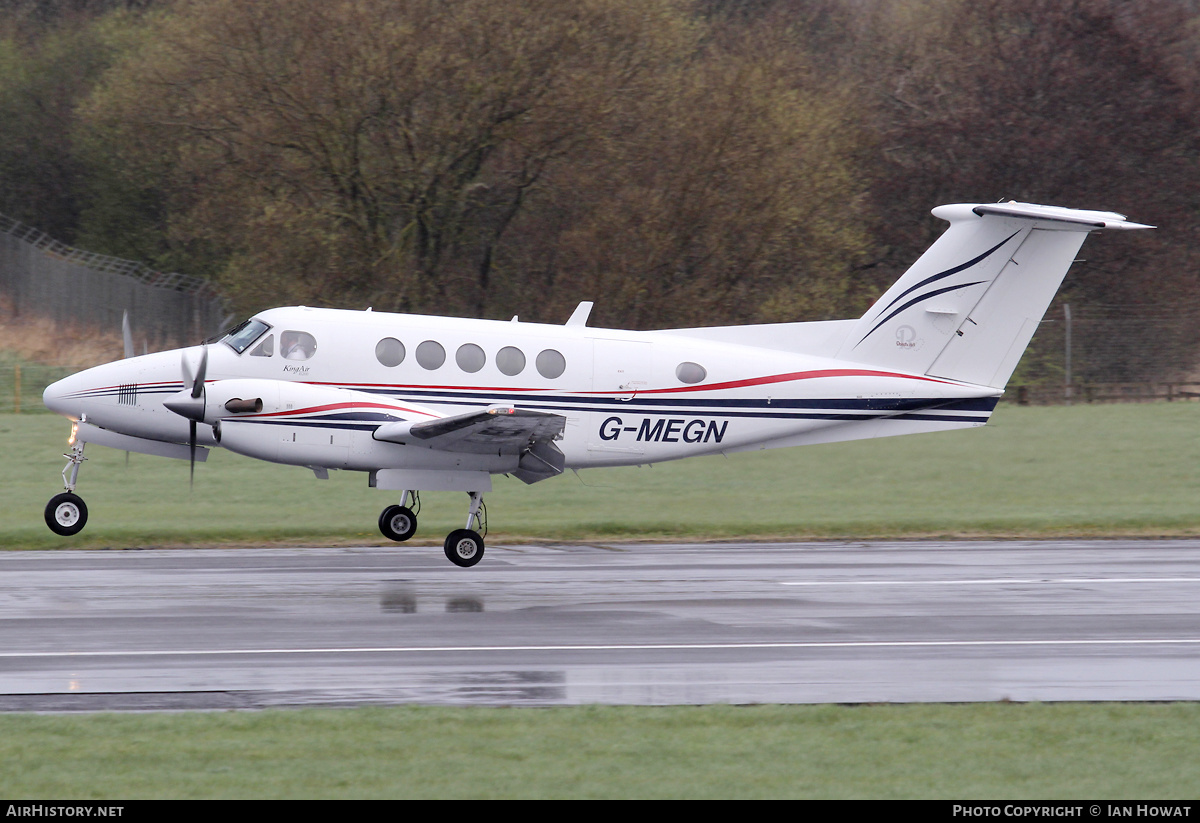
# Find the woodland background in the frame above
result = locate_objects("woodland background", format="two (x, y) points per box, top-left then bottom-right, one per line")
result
(1, 0), (1197, 386)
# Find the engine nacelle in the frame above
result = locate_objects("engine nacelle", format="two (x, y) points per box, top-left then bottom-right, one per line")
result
(181, 379), (436, 428)
(202, 379), (500, 471)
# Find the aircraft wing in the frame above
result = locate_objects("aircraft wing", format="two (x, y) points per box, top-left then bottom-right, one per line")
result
(372, 406), (567, 483)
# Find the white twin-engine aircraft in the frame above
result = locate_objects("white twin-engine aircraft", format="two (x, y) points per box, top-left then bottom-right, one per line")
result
(42, 202), (1150, 566)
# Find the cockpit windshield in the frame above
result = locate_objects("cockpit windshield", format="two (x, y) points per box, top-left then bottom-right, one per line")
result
(221, 318), (272, 354)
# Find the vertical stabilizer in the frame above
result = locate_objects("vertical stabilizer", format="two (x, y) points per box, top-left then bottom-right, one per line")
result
(837, 202), (1151, 389)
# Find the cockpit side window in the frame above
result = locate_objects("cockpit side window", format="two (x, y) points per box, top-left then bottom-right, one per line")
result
(281, 330), (317, 361)
(249, 334), (274, 357)
(222, 318), (272, 354)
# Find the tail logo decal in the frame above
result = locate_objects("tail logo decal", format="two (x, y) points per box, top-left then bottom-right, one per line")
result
(854, 230), (1019, 348)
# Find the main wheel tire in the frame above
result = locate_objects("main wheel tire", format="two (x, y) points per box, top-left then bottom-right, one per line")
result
(45, 492), (88, 536)
(443, 529), (484, 568)
(379, 505), (418, 542)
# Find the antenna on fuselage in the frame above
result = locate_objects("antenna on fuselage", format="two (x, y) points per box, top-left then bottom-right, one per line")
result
(565, 302), (593, 327)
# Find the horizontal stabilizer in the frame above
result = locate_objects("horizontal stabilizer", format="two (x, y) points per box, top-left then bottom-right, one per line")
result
(968, 202), (1153, 231)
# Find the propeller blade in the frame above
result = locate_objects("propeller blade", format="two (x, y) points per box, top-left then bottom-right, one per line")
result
(168, 347), (208, 422)
(122, 311), (134, 359)
(180, 350), (193, 390)
(176, 345), (208, 488)
(191, 345), (208, 399)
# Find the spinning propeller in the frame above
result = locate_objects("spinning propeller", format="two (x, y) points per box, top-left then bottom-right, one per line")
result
(162, 345), (208, 486)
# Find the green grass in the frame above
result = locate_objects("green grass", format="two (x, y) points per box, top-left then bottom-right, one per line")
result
(1, 703), (1197, 799)
(2, 401), (1198, 548)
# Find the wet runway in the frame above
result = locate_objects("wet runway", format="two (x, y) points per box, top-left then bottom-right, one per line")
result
(2, 539), (1200, 710)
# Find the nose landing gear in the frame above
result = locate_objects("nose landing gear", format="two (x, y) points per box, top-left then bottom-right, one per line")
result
(45, 430), (88, 536)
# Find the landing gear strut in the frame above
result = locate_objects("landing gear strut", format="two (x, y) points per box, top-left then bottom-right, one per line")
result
(45, 428), (88, 536)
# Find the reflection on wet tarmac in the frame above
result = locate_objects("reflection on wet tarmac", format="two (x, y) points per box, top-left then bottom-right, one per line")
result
(381, 587), (484, 614)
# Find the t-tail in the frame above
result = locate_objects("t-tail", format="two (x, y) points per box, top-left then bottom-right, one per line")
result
(838, 202), (1152, 389)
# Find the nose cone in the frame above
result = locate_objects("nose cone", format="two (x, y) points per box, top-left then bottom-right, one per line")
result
(41, 353), (172, 421)
(163, 389), (205, 422)
(42, 370), (90, 419)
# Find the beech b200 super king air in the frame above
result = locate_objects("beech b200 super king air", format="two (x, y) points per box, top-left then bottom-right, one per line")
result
(42, 202), (1151, 566)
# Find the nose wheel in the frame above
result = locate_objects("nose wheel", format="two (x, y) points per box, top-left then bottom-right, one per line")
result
(45, 492), (88, 536)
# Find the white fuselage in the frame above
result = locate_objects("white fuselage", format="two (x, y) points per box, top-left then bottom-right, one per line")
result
(43, 305), (999, 479)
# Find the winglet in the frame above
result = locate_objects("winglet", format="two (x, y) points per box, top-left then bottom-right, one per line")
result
(566, 301), (593, 326)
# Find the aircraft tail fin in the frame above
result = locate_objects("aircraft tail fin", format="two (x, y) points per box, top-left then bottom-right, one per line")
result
(837, 202), (1151, 389)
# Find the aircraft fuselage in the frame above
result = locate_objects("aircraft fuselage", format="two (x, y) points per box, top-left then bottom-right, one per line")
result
(44, 306), (998, 477)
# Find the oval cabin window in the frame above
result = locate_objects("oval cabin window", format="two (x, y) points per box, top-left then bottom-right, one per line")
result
(675, 362), (706, 384)
(416, 340), (446, 370)
(496, 346), (526, 376)
(456, 343), (486, 373)
(375, 337), (405, 367)
(536, 349), (566, 379)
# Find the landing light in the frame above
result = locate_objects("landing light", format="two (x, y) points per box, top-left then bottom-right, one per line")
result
(67, 422), (78, 446)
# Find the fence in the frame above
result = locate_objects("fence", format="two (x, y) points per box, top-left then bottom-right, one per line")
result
(0, 212), (228, 348)
(0, 363), (85, 414)
(1007, 302), (1200, 405)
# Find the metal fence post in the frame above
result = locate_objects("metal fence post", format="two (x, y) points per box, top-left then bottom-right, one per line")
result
(1063, 303), (1073, 405)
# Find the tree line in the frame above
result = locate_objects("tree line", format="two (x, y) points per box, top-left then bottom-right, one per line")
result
(1, 0), (1197, 383)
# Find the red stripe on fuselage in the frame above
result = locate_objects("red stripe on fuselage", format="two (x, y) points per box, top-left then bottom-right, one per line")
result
(633, 368), (956, 395)
(237, 401), (437, 420)
(310, 368), (956, 398)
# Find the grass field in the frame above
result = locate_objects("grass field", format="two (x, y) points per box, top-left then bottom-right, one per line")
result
(3, 401), (1199, 798)
(1, 703), (1199, 799)
(3, 401), (1198, 548)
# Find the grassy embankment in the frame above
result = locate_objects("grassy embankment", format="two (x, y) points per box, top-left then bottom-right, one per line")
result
(1, 400), (1197, 548)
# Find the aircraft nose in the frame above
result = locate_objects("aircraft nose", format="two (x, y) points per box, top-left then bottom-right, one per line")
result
(42, 373), (83, 419)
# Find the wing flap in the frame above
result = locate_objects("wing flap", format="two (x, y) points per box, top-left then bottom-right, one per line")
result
(373, 406), (566, 456)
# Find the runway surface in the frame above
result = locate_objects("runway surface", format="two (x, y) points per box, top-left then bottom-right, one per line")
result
(2, 539), (1200, 710)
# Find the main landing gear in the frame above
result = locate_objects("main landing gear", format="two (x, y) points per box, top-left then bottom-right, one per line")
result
(45, 431), (88, 536)
(378, 489), (487, 568)
(379, 490), (419, 541)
